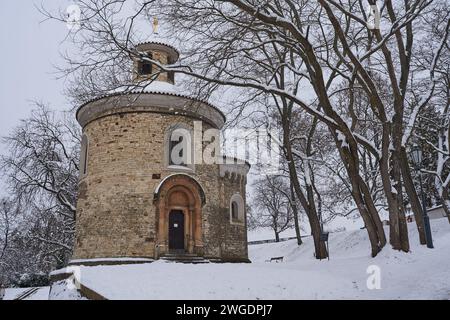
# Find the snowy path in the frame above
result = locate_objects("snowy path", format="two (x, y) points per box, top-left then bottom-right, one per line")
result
(72, 219), (450, 300)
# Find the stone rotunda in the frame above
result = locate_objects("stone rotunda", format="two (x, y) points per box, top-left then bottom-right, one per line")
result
(71, 32), (250, 264)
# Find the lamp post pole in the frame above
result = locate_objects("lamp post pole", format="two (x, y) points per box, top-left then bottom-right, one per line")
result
(411, 144), (434, 249)
(418, 170), (434, 249)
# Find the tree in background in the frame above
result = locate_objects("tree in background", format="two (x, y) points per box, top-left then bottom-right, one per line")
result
(253, 176), (294, 242)
(0, 104), (79, 286)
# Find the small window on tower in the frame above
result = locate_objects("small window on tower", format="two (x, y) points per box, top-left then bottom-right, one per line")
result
(141, 62), (152, 75)
(231, 202), (239, 221)
(139, 52), (153, 75)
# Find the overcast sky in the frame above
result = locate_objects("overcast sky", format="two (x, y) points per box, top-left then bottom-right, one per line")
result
(0, 1), (72, 138)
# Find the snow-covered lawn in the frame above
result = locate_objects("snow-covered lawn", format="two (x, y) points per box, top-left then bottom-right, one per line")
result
(3, 287), (50, 300)
(66, 218), (450, 300)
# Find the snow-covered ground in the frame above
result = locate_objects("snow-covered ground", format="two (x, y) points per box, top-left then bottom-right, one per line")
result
(51, 218), (450, 300)
(2, 287), (50, 300)
(48, 280), (86, 300)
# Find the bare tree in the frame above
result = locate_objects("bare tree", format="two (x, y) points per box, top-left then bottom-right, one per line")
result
(0, 200), (13, 286)
(1, 104), (79, 219)
(0, 200), (14, 263)
(253, 176), (294, 242)
(411, 3), (450, 223)
(0, 104), (80, 284)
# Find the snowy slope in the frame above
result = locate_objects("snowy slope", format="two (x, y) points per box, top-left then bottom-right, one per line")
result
(56, 219), (450, 300)
(249, 219), (450, 299)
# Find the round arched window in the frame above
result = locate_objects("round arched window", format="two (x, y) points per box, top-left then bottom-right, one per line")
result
(165, 125), (194, 171)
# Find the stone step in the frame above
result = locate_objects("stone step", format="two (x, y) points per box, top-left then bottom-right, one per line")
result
(160, 255), (210, 264)
(163, 253), (198, 257)
(161, 256), (206, 261)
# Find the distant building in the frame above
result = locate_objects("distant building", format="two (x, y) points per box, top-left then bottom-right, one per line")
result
(427, 205), (449, 220)
(405, 205), (448, 223)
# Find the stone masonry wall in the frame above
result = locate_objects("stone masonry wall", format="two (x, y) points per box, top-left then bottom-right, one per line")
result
(73, 110), (249, 262)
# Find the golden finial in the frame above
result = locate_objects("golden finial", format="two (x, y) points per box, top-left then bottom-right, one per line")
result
(152, 16), (159, 34)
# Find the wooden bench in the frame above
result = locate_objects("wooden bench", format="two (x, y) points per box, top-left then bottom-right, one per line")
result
(269, 256), (284, 263)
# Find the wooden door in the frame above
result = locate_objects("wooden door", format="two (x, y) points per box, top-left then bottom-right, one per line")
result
(169, 210), (185, 251)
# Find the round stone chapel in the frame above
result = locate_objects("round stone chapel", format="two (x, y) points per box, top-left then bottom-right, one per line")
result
(71, 37), (250, 264)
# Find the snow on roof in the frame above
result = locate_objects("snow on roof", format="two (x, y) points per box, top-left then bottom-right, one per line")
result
(78, 81), (226, 124)
(135, 36), (180, 60)
(140, 39), (178, 51)
(108, 80), (177, 95)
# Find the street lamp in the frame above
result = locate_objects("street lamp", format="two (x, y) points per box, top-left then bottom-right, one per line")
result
(411, 144), (434, 248)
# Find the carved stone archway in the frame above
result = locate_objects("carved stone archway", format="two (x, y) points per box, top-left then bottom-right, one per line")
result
(154, 174), (205, 257)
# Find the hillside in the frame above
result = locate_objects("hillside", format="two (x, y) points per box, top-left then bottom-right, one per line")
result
(37, 218), (450, 300)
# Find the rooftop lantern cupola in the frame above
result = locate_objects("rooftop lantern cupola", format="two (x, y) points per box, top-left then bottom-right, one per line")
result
(132, 17), (179, 84)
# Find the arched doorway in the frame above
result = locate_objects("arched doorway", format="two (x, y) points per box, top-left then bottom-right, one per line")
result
(154, 174), (206, 257)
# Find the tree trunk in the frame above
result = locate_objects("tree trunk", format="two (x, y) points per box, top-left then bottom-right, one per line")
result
(282, 114), (328, 259)
(437, 188), (450, 224)
(290, 182), (303, 246)
(393, 123), (410, 252)
(286, 159), (327, 259)
(305, 184), (328, 258)
(358, 175), (387, 247)
(349, 171), (384, 257)
(379, 123), (409, 252)
(400, 147), (427, 244)
(335, 132), (385, 257)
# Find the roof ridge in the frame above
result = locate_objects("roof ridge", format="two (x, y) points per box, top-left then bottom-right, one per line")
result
(76, 90), (226, 124)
